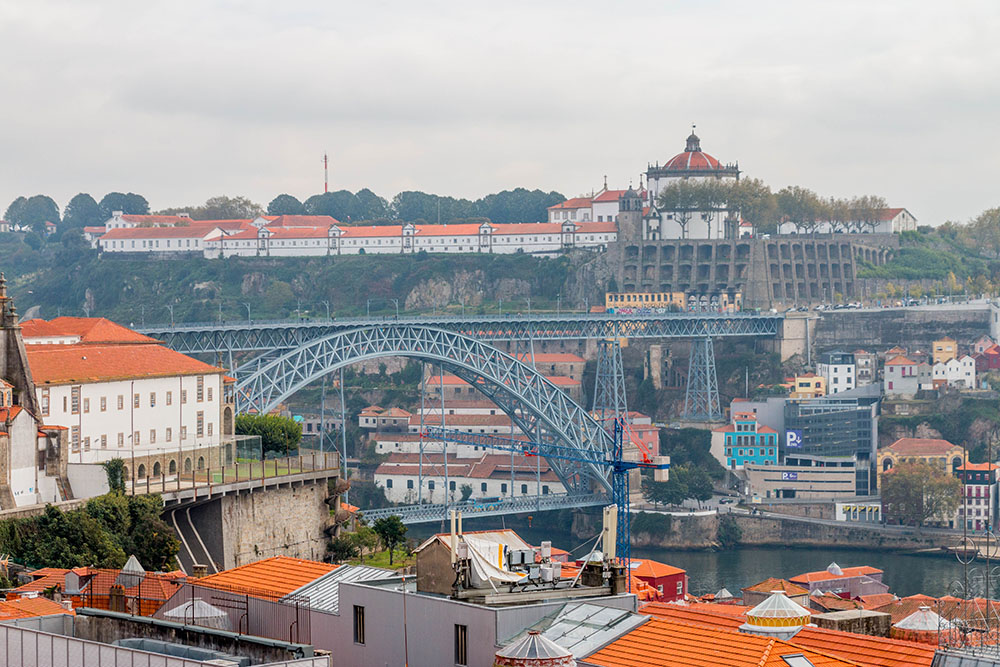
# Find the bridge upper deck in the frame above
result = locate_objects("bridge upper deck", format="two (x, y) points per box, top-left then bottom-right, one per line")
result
(140, 311), (783, 353)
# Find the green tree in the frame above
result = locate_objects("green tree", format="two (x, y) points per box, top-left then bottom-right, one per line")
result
(717, 514), (742, 549)
(328, 535), (358, 562)
(881, 461), (961, 528)
(685, 466), (714, 507)
(195, 196), (263, 220)
(4, 196), (28, 226)
(725, 178), (776, 235)
(850, 194), (889, 234)
(62, 193), (104, 228)
(349, 525), (379, 563)
(349, 480), (391, 509)
(656, 180), (725, 238)
(235, 413), (302, 457)
(776, 186), (822, 234)
(372, 516), (408, 565)
(354, 188), (390, 221)
(102, 458), (127, 494)
(460, 484), (474, 501)
(267, 194), (305, 216)
(99, 192), (149, 218)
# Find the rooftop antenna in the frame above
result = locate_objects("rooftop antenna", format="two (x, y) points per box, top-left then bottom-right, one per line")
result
(323, 153), (329, 193)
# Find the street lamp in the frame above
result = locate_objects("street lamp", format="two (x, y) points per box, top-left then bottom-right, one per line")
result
(557, 293), (562, 315)
(321, 300), (331, 319)
(165, 305), (175, 326)
(242, 302), (251, 322)
(218, 302), (223, 323)
(296, 299), (302, 320)
(498, 297), (503, 316)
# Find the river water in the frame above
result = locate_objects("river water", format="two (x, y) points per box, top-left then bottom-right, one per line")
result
(413, 523), (980, 599)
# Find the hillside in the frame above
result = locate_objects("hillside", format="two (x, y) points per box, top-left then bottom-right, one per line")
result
(2, 234), (612, 323)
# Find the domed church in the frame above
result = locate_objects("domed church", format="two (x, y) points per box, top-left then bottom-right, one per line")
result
(643, 127), (741, 240)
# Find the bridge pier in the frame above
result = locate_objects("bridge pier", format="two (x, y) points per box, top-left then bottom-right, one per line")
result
(770, 312), (817, 362)
(682, 337), (721, 422)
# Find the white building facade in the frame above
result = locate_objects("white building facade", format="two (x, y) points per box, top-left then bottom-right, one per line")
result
(932, 355), (977, 389)
(817, 351), (856, 395)
(23, 318), (233, 476)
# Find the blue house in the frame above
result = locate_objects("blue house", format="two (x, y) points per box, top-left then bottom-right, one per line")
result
(714, 411), (779, 470)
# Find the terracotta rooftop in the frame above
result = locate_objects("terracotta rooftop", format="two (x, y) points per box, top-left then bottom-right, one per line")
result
(641, 602), (935, 667)
(790, 565), (882, 585)
(582, 617), (854, 667)
(24, 317), (159, 345)
(0, 596), (75, 620)
(27, 343), (224, 385)
(627, 558), (686, 580)
(884, 438), (960, 456)
(193, 556), (338, 598)
(742, 578), (809, 596)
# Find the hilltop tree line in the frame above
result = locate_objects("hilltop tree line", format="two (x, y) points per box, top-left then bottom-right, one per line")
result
(655, 178), (890, 237)
(3, 187), (566, 232)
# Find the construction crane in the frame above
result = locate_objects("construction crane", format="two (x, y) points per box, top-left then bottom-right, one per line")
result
(424, 420), (669, 579)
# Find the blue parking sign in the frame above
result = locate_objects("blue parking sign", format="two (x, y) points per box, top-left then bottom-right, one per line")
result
(786, 430), (803, 448)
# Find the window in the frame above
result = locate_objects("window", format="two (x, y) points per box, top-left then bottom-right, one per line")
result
(71, 386), (81, 414)
(449, 480), (456, 491)
(150, 429), (156, 444)
(71, 426), (80, 451)
(181, 426), (187, 441)
(407, 479), (414, 489)
(166, 427), (172, 442)
(207, 422), (213, 437)
(481, 482), (487, 492)
(501, 483), (508, 493)
(455, 624), (468, 666)
(386, 479), (393, 488)
(197, 376), (204, 402)
(196, 411), (204, 437)
(133, 393), (140, 409)
(41, 388), (49, 416)
(521, 484), (528, 494)
(542, 485), (550, 494)
(133, 431), (140, 445)
(117, 433), (124, 447)
(353, 605), (366, 645)
(63, 396), (67, 412)
(207, 387), (213, 402)
(429, 480), (436, 490)
(100, 396), (107, 412)
(677, 581), (684, 595)
(118, 395), (124, 410)
(166, 391), (172, 406)
(83, 437), (90, 451)
(100, 434), (107, 449)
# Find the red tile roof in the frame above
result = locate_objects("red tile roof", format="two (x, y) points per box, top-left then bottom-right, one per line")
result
(547, 197), (593, 210)
(100, 226), (220, 240)
(885, 356), (916, 366)
(196, 556), (338, 598)
(39, 317), (159, 345)
(591, 189), (628, 203)
(584, 617), (855, 667)
(412, 223), (484, 236)
(876, 208), (906, 221)
(119, 214), (193, 225)
(742, 578), (809, 596)
(575, 221), (618, 233)
(266, 215), (340, 228)
(27, 343), (224, 385)
(628, 558), (685, 579)
(790, 565), (882, 585)
(956, 462), (998, 471)
(641, 602), (935, 667)
(885, 438), (960, 456)
(0, 596), (74, 620)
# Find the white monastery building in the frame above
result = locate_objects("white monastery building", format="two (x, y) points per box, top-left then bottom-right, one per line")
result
(22, 317), (233, 477)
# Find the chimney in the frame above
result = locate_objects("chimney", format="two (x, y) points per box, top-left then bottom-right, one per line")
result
(192, 563), (208, 578)
(61, 600), (73, 611)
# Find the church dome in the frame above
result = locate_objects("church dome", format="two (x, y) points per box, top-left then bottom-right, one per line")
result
(662, 129), (723, 171)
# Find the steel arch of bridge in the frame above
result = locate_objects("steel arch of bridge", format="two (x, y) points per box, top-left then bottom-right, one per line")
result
(142, 312), (782, 354)
(235, 324), (615, 494)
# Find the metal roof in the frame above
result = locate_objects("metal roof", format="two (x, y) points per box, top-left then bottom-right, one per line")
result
(506, 602), (647, 659)
(281, 564), (394, 614)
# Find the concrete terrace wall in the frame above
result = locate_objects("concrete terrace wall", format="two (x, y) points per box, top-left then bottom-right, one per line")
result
(218, 479), (331, 569)
(813, 307), (990, 353)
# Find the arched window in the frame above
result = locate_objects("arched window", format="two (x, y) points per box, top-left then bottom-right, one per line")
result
(184, 458), (192, 473)
(153, 462), (162, 477)
(882, 459), (893, 472)
(197, 456), (205, 470)
(137, 464), (147, 479)
(169, 460), (177, 475)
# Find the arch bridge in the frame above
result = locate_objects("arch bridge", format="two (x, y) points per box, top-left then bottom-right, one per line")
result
(235, 324), (617, 494)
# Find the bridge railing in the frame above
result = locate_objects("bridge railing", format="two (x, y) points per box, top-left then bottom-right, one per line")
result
(129, 451), (340, 496)
(360, 491), (609, 524)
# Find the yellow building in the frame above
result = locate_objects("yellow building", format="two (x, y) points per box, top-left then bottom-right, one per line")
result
(876, 437), (965, 488)
(605, 292), (686, 310)
(932, 337), (957, 365)
(788, 372), (826, 399)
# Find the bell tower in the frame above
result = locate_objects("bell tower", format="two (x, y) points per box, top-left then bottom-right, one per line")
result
(617, 186), (643, 245)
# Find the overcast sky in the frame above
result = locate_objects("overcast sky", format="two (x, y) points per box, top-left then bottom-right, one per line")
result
(1, 0), (998, 224)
